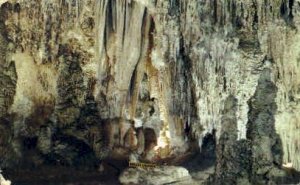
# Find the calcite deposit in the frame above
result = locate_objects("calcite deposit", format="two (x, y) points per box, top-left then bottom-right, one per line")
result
(0, 0), (300, 184)
(119, 165), (193, 185)
(0, 171), (11, 185)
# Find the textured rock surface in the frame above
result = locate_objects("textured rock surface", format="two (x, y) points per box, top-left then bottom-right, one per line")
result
(214, 95), (252, 185)
(119, 166), (193, 185)
(0, 0), (300, 183)
(246, 68), (284, 184)
(0, 172), (11, 185)
(214, 75), (284, 184)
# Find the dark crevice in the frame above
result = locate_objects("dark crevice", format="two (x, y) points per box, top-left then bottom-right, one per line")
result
(231, 1), (237, 27)
(121, 3), (127, 46)
(212, 0), (218, 24)
(45, 132), (99, 168)
(253, 2), (259, 29)
(169, 0), (180, 17)
(127, 64), (138, 103)
(182, 130), (216, 172)
(23, 137), (38, 150)
(148, 16), (155, 52)
(289, 0), (295, 19)
(280, 0), (296, 27)
(143, 128), (157, 152)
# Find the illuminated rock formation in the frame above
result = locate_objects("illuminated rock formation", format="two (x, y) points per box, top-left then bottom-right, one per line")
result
(0, 0), (300, 184)
(0, 171), (11, 185)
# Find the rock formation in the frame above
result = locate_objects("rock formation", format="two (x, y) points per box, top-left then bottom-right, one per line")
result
(0, 0), (300, 184)
(119, 165), (194, 185)
(214, 71), (285, 185)
(0, 171), (11, 185)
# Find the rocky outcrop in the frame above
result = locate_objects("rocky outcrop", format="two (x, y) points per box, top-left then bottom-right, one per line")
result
(214, 70), (286, 185)
(214, 95), (252, 185)
(0, 2), (18, 168)
(214, 68), (287, 184)
(119, 166), (193, 185)
(0, 171), (11, 185)
(247, 68), (285, 184)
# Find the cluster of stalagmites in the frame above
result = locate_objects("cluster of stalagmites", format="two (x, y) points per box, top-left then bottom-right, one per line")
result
(213, 69), (285, 185)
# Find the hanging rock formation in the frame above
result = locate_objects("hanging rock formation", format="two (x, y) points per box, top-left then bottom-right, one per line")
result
(0, 0), (300, 184)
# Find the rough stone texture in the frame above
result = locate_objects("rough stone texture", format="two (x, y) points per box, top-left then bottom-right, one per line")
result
(214, 95), (252, 185)
(0, 2), (18, 168)
(0, 0), (300, 182)
(0, 172), (11, 185)
(213, 70), (289, 185)
(214, 68), (287, 184)
(247, 68), (284, 184)
(119, 166), (193, 185)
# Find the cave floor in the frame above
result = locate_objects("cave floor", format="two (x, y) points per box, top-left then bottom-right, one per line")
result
(4, 167), (121, 185)
(3, 159), (126, 185)
(4, 160), (299, 185)
(2, 153), (215, 185)
(3, 142), (217, 185)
